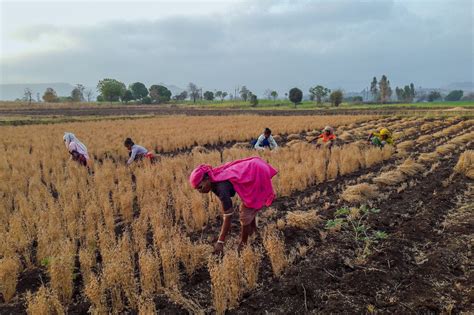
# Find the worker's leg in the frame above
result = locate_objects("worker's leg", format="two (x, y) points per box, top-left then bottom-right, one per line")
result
(239, 204), (257, 247)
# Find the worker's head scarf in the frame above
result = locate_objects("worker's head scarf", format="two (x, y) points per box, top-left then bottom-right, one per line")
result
(323, 126), (334, 134)
(63, 132), (89, 158)
(189, 157), (278, 209)
(189, 164), (213, 188)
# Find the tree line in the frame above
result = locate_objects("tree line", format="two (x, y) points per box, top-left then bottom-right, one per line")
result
(20, 76), (472, 106)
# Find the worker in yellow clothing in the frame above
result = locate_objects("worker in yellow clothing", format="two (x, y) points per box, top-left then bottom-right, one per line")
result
(367, 128), (393, 147)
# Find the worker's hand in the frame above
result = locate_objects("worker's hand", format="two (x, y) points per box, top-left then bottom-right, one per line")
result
(213, 242), (224, 255)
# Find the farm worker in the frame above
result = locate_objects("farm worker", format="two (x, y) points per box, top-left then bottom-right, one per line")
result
(251, 127), (278, 150)
(368, 128), (393, 147)
(318, 126), (337, 144)
(63, 132), (90, 167)
(124, 138), (155, 165)
(189, 157), (278, 254)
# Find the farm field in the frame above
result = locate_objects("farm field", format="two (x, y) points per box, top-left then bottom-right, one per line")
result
(0, 114), (473, 314)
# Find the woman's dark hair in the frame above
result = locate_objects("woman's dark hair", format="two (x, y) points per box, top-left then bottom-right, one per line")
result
(264, 128), (272, 135)
(124, 138), (134, 147)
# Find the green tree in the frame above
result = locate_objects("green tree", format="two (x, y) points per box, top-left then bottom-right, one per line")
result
(289, 87), (303, 108)
(445, 90), (463, 101)
(188, 82), (200, 103)
(329, 90), (343, 107)
(129, 82), (148, 100)
(240, 86), (250, 101)
(370, 77), (378, 101)
(149, 85), (171, 103)
(203, 91), (214, 101)
(42, 87), (59, 102)
(173, 91), (188, 101)
(97, 78), (126, 102)
(122, 90), (134, 104)
(249, 93), (258, 107)
(309, 85), (331, 105)
(71, 84), (85, 102)
(379, 75), (390, 103)
(142, 96), (152, 104)
(270, 90), (278, 101)
(427, 91), (442, 102)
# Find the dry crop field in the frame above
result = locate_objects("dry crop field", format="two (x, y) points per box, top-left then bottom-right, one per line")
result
(0, 114), (473, 314)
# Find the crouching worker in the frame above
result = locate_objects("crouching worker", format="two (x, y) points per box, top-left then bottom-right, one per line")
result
(251, 128), (278, 151)
(124, 138), (155, 165)
(317, 126), (337, 148)
(189, 157), (278, 254)
(368, 128), (393, 148)
(63, 132), (90, 167)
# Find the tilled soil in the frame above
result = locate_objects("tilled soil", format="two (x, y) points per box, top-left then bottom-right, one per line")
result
(231, 147), (473, 314)
(1, 106), (470, 118)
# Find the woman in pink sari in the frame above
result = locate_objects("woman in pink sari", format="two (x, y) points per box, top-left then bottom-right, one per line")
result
(189, 157), (278, 253)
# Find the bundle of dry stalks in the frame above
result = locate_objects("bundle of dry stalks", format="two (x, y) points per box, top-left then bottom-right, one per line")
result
(397, 159), (425, 176)
(436, 143), (457, 155)
(416, 134), (433, 144)
(397, 140), (414, 151)
(454, 150), (474, 179)
(418, 152), (439, 163)
(373, 170), (406, 186)
(339, 132), (353, 141)
(287, 133), (301, 141)
(285, 210), (320, 229)
(341, 183), (379, 203)
(262, 225), (288, 277)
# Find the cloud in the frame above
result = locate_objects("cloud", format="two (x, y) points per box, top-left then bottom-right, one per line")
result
(1, 0), (472, 94)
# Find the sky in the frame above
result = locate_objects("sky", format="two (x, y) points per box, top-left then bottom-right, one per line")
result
(0, 0), (473, 95)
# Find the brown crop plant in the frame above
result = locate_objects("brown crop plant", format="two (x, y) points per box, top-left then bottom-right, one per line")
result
(84, 275), (107, 315)
(241, 245), (263, 290)
(26, 286), (65, 315)
(49, 240), (75, 303)
(208, 250), (247, 314)
(138, 249), (163, 297)
(341, 183), (379, 203)
(454, 150), (474, 179)
(285, 210), (321, 229)
(0, 256), (21, 302)
(262, 225), (289, 277)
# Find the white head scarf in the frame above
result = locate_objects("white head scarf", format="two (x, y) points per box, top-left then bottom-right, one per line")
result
(63, 132), (89, 159)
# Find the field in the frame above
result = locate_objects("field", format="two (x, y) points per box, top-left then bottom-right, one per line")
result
(0, 113), (473, 314)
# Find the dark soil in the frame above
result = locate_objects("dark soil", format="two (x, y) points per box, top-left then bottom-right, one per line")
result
(0, 105), (466, 119)
(231, 146), (473, 314)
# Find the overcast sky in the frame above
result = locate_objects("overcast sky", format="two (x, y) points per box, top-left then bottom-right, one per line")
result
(1, 0), (473, 94)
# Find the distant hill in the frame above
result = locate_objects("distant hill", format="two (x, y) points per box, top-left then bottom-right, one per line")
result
(442, 81), (474, 92)
(0, 83), (82, 101)
(0, 82), (185, 101)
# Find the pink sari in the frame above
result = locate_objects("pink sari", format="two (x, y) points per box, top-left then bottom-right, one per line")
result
(189, 157), (278, 209)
